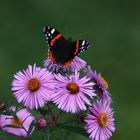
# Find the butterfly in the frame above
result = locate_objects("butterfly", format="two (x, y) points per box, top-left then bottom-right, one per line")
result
(43, 26), (90, 66)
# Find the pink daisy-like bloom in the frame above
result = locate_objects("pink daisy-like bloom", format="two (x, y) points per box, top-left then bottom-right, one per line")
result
(44, 56), (87, 72)
(52, 71), (96, 113)
(0, 107), (35, 137)
(86, 66), (111, 101)
(84, 100), (115, 140)
(12, 64), (56, 109)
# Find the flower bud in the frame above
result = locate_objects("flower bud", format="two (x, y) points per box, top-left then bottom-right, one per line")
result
(37, 117), (47, 128)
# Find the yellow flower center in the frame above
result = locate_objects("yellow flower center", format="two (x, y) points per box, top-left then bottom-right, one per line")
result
(98, 113), (108, 127)
(28, 78), (41, 92)
(100, 76), (109, 89)
(11, 117), (23, 127)
(66, 82), (79, 94)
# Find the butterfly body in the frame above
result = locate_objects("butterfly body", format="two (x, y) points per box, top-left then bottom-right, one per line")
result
(43, 26), (90, 66)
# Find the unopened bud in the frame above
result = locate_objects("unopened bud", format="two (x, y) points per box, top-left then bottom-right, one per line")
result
(37, 117), (47, 128)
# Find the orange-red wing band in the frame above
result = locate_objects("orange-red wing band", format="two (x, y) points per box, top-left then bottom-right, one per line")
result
(48, 51), (55, 62)
(63, 59), (74, 67)
(74, 40), (79, 55)
(50, 34), (62, 46)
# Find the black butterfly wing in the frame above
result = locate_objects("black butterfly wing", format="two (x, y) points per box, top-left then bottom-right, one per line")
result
(71, 40), (90, 56)
(43, 26), (90, 65)
(43, 26), (65, 48)
(43, 26), (72, 64)
(58, 40), (90, 66)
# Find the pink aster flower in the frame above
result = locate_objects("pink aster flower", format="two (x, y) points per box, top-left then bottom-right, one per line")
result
(86, 66), (111, 101)
(84, 100), (115, 140)
(12, 64), (56, 109)
(52, 71), (96, 113)
(0, 107), (35, 137)
(44, 56), (87, 72)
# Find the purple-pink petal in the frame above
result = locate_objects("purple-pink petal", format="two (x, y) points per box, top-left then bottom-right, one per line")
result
(0, 107), (35, 137)
(44, 56), (86, 72)
(12, 64), (56, 109)
(52, 71), (96, 113)
(84, 100), (115, 140)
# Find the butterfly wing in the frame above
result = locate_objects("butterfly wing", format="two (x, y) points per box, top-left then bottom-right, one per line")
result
(43, 26), (90, 66)
(43, 26), (70, 64)
(71, 40), (90, 56)
(43, 26), (65, 48)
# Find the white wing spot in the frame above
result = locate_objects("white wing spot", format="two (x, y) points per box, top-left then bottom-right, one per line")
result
(51, 29), (55, 34)
(82, 40), (85, 46)
(43, 27), (46, 32)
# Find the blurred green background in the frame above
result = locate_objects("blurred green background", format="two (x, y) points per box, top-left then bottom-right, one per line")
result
(0, 0), (140, 139)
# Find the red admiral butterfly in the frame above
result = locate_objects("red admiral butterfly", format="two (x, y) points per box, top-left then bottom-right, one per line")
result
(43, 26), (90, 67)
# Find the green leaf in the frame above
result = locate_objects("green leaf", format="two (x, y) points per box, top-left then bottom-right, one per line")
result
(28, 120), (35, 134)
(56, 124), (88, 137)
(38, 108), (48, 116)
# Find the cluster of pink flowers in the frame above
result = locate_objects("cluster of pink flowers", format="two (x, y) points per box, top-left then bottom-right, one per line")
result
(0, 45), (115, 140)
